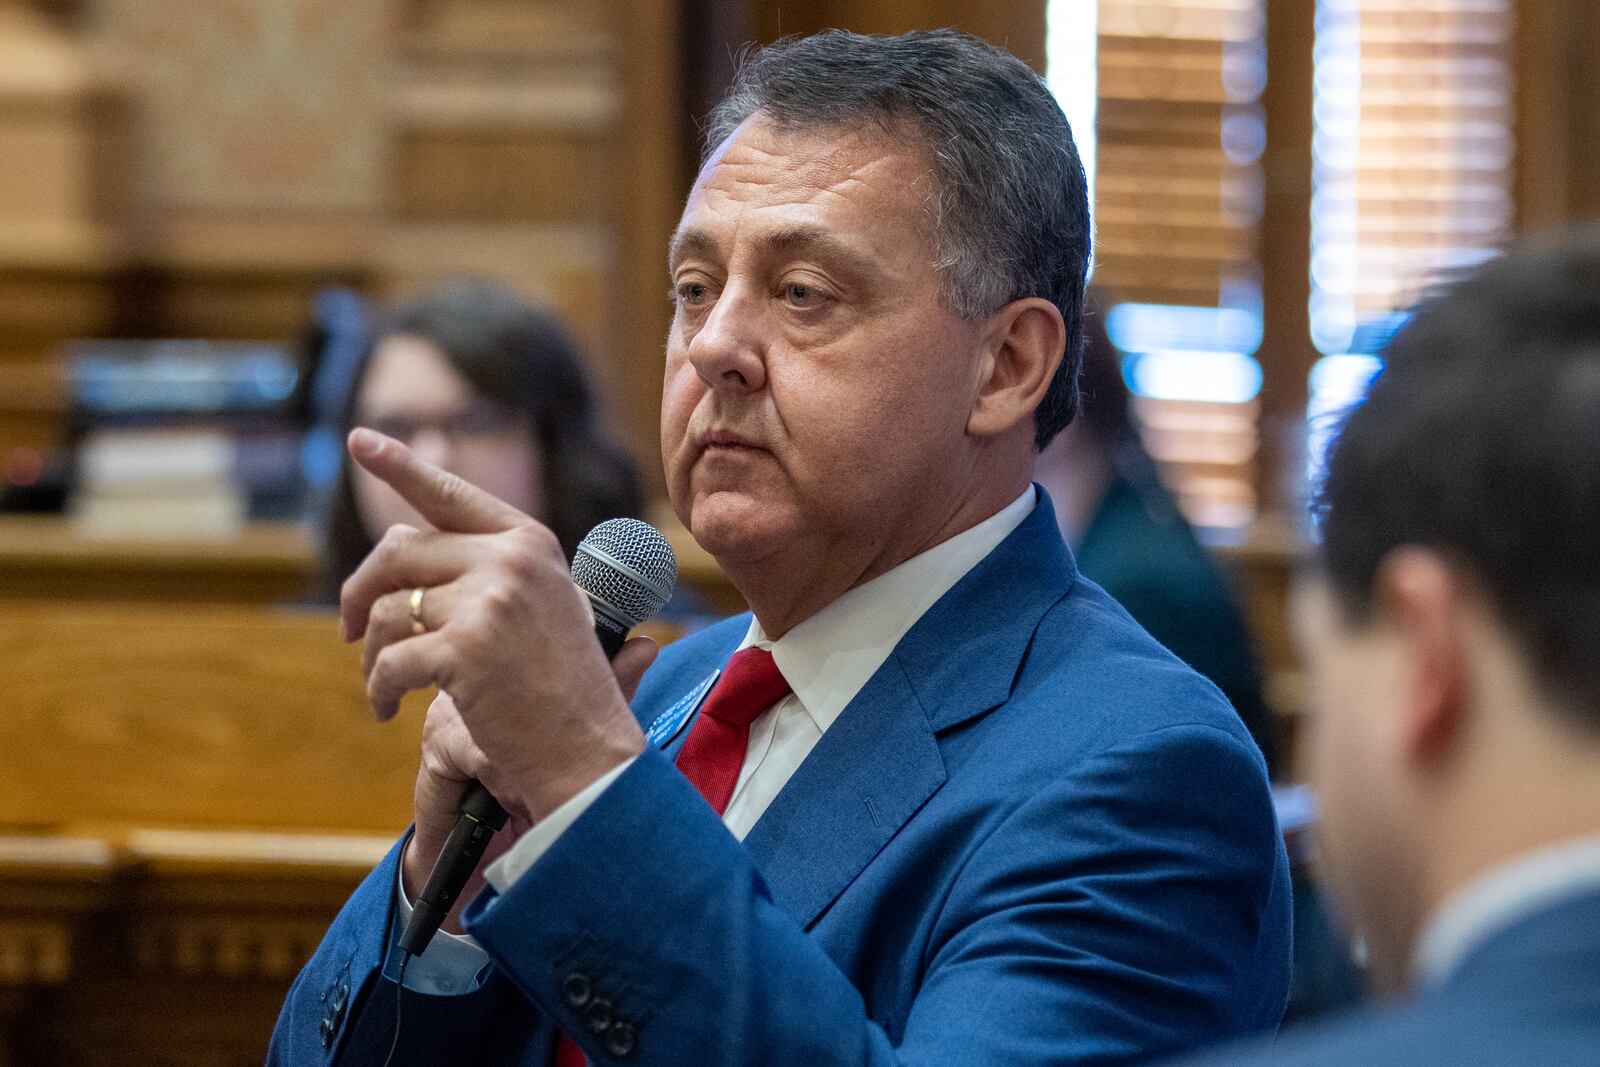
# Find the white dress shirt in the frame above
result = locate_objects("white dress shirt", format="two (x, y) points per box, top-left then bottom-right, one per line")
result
(1411, 833), (1600, 988)
(396, 487), (1037, 993)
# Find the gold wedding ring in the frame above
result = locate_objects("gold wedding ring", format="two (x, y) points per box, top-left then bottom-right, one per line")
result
(408, 587), (428, 635)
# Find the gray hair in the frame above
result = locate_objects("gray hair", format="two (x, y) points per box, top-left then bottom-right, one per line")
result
(705, 29), (1090, 448)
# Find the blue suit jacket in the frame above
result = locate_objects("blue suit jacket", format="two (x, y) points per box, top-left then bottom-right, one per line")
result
(269, 494), (1291, 1065)
(1161, 887), (1600, 1067)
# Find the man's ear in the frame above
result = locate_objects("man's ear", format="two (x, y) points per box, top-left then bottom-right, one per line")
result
(967, 297), (1066, 439)
(1373, 548), (1470, 766)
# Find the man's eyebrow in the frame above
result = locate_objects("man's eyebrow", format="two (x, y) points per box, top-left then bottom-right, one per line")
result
(764, 226), (870, 272)
(668, 227), (720, 270)
(668, 225), (874, 275)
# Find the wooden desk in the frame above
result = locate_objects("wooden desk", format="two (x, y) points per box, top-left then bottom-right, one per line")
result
(0, 837), (116, 1067)
(0, 601), (418, 1066)
(0, 602), (420, 832)
(0, 517), (318, 603)
(0, 597), (688, 1066)
(0, 510), (733, 610)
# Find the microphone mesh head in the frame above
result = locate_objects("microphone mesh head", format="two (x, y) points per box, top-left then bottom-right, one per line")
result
(571, 518), (678, 627)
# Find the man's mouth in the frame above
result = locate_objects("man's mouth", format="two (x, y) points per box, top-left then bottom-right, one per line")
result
(700, 429), (761, 451)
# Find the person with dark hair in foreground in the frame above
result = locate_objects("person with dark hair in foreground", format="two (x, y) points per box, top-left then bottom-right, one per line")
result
(322, 279), (640, 593)
(271, 30), (1289, 1066)
(1163, 232), (1600, 1067)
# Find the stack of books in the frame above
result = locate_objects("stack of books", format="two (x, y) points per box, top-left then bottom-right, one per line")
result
(66, 341), (304, 540)
(73, 426), (244, 538)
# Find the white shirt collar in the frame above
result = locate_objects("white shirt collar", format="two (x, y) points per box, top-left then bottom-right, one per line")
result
(736, 487), (1037, 735)
(1412, 833), (1600, 988)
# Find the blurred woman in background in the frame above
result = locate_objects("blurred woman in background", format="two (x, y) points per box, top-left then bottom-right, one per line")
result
(321, 279), (640, 594)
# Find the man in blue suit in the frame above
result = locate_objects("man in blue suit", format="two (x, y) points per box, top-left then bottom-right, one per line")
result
(270, 29), (1289, 1066)
(1163, 236), (1600, 1067)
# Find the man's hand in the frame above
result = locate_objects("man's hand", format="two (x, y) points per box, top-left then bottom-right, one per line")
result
(339, 428), (658, 893)
(400, 686), (647, 931)
(401, 692), (531, 929)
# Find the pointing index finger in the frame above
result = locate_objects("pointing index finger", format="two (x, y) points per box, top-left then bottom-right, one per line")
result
(348, 428), (531, 534)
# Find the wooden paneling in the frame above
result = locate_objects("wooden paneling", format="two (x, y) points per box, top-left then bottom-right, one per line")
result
(395, 129), (611, 223)
(0, 830), (387, 1067)
(0, 6), (129, 263)
(86, 0), (394, 250)
(0, 267), (118, 356)
(0, 837), (115, 1067)
(0, 517), (317, 602)
(1255, 0), (1316, 511)
(0, 838), (112, 985)
(0, 7), (124, 463)
(383, 0), (681, 484)
(682, 0), (1050, 188)
(106, 262), (371, 342)
(0, 364), (65, 453)
(0, 598), (687, 1066)
(0, 0), (685, 483)
(751, 0), (1047, 71)
(1515, 0), (1600, 228)
(405, 0), (613, 47)
(0, 601), (413, 1066)
(609, 0), (682, 478)
(0, 602), (425, 833)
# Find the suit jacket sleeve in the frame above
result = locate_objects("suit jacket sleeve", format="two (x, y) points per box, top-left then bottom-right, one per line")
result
(459, 722), (1285, 1066)
(265, 836), (522, 1066)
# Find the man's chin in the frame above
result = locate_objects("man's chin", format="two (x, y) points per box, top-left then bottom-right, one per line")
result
(687, 492), (796, 566)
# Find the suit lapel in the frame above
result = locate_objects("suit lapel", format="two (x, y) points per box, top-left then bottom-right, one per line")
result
(895, 492), (1079, 733)
(741, 490), (1079, 929)
(740, 652), (944, 928)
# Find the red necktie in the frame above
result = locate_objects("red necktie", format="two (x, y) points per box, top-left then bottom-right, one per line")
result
(554, 647), (789, 1067)
(675, 647), (792, 814)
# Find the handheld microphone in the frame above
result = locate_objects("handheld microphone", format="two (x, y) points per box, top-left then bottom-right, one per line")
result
(397, 518), (678, 960)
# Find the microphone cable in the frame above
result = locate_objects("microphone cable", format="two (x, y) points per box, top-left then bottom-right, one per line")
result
(381, 953), (409, 1067)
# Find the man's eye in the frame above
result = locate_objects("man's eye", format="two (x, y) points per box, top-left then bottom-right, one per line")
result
(786, 282), (820, 306)
(676, 282), (709, 306)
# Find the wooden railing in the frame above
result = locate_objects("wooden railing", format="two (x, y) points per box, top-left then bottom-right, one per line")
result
(0, 596), (685, 1067)
(0, 601), (420, 1067)
(0, 518), (319, 605)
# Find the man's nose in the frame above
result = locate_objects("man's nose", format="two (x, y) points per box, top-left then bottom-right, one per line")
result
(686, 286), (767, 393)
